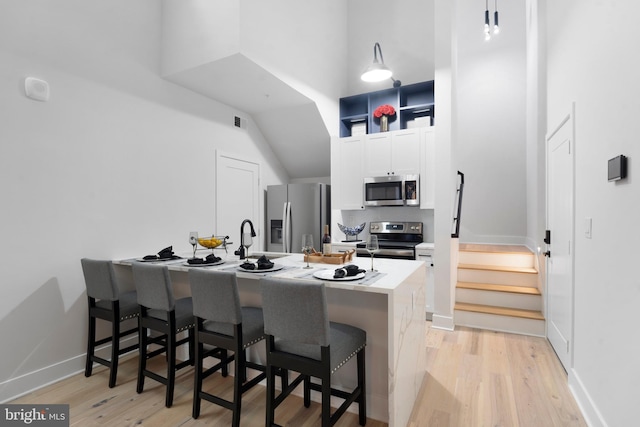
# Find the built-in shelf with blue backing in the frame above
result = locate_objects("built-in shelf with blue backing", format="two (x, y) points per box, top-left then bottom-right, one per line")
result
(339, 80), (435, 137)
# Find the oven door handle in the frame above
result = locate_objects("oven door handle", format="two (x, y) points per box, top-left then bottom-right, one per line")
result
(357, 248), (416, 258)
(377, 248), (415, 258)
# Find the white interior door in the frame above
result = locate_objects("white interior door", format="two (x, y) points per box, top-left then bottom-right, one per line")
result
(546, 109), (575, 372)
(216, 152), (261, 253)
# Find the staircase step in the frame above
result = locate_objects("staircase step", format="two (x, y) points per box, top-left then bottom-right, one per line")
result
(459, 246), (535, 269)
(456, 283), (542, 311)
(454, 302), (544, 320)
(457, 282), (541, 295)
(454, 304), (545, 337)
(455, 245), (543, 336)
(459, 244), (532, 253)
(458, 263), (537, 274)
(457, 268), (538, 287)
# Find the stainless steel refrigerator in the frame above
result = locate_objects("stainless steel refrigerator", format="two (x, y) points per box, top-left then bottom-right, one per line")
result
(266, 183), (330, 253)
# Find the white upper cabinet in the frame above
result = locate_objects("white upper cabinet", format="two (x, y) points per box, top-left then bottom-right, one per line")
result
(389, 129), (421, 175)
(363, 133), (392, 176)
(364, 129), (421, 177)
(331, 136), (365, 210)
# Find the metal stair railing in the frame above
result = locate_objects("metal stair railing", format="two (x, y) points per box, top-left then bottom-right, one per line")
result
(451, 171), (464, 238)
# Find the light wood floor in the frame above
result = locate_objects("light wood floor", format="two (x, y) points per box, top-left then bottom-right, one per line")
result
(409, 325), (586, 427)
(11, 323), (587, 426)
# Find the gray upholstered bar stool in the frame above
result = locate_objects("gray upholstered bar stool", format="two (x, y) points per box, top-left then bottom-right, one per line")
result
(132, 262), (195, 408)
(189, 269), (272, 426)
(261, 277), (367, 427)
(81, 258), (139, 388)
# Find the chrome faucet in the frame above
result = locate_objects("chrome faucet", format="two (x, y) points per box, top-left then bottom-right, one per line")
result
(235, 219), (256, 259)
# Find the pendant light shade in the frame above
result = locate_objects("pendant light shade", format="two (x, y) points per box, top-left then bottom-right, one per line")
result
(483, 0), (500, 40)
(361, 42), (393, 82)
(484, 1), (491, 40)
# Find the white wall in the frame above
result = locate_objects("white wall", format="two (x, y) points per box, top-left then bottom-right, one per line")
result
(430, 0), (457, 331)
(525, 0), (547, 256)
(0, 0), (287, 401)
(545, 1), (639, 426)
(160, 0), (347, 179)
(346, 0), (435, 96)
(454, 0), (528, 245)
(238, 0), (348, 138)
(161, 0), (241, 76)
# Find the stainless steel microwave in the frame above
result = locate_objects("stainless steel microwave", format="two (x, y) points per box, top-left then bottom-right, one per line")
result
(363, 174), (419, 207)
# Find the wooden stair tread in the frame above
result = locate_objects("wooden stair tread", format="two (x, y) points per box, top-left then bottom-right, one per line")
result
(458, 263), (537, 274)
(459, 244), (533, 254)
(455, 302), (545, 320)
(457, 282), (541, 295)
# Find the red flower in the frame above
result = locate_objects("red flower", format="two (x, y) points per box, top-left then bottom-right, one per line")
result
(373, 104), (396, 118)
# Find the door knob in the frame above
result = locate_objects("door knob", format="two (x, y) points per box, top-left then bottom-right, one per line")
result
(543, 250), (551, 258)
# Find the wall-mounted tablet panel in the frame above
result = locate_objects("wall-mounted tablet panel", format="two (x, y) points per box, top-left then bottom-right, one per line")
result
(607, 155), (627, 181)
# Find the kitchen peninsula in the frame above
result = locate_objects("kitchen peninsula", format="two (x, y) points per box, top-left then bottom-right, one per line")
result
(114, 253), (427, 426)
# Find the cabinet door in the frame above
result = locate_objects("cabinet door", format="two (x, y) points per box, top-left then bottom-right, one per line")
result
(364, 133), (392, 176)
(332, 136), (365, 210)
(420, 127), (436, 209)
(390, 129), (420, 175)
(416, 251), (434, 314)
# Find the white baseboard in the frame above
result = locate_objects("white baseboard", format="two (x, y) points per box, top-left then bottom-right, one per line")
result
(568, 368), (607, 427)
(0, 335), (138, 403)
(0, 354), (84, 403)
(431, 314), (454, 331)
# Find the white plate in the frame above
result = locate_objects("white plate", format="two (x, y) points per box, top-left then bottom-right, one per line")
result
(237, 264), (283, 273)
(183, 259), (225, 267)
(313, 269), (366, 281)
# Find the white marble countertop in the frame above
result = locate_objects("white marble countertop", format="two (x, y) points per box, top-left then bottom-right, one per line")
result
(114, 251), (425, 295)
(415, 242), (434, 250)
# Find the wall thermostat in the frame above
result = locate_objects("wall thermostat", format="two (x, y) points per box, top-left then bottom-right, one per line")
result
(607, 155), (627, 181)
(24, 77), (50, 102)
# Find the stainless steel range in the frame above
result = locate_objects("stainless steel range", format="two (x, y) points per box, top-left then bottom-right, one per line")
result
(356, 221), (423, 260)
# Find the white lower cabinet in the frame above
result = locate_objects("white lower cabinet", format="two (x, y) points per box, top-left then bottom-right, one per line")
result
(416, 245), (434, 317)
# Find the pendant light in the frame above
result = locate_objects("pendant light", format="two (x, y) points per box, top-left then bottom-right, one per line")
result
(484, 0), (491, 41)
(494, 0), (500, 34)
(361, 42), (393, 83)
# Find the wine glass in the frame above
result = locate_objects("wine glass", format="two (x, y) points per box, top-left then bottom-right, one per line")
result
(242, 232), (253, 260)
(188, 232), (198, 259)
(302, 234), (314, 269)
(366, 235), (380, 272)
